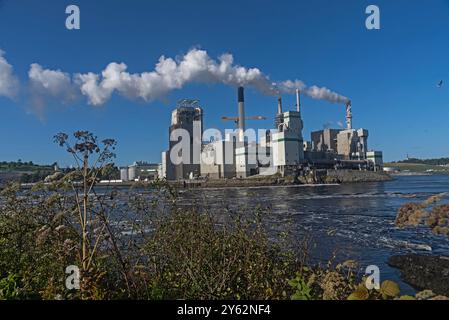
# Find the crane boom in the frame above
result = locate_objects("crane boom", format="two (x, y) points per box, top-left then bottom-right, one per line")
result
(221, 116), (266, 121)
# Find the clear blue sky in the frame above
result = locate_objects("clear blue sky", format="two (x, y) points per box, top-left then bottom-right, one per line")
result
(1, 0), (449, 166)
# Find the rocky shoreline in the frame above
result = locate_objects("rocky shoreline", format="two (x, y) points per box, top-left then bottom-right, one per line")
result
(388, 255), (449, 296)
(307, 169), (392, 184)
(173, 169), (392, 189)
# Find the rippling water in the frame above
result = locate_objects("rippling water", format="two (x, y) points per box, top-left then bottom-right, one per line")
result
(176, 175), (449, 294)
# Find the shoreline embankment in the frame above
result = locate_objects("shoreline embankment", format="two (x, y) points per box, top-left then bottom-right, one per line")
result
(11, 169), (392, 190)
(170, 169), (392, 189)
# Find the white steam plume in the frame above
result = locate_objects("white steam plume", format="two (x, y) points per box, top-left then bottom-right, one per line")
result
(73, 48), (349, 106)
(0, 50), (19, 99)
(22, 48), (349, 107)
(305, 85), (349, 104)
(75, 50), (277, 105)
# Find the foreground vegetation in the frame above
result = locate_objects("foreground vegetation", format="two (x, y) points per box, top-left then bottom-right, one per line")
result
(2, 181), (446, 300)
(0, 131), (447, 300)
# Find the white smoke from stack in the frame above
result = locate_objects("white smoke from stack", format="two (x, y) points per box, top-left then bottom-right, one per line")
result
(0, 47), (349, 107)
(272, 82), (349, 105)
(304, 85), (350, 104)
(72, 48), (350, 106)
(75, 50), (278, 106)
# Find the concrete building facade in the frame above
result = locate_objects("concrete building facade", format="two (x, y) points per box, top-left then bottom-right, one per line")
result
(200, 138), (236, 179)
(235, 142), (259, 178)
(165, 101), (203, 180)
(311, 128), (341, 153)
(272, 110), (304, 175)
(336, 128), (369, 160)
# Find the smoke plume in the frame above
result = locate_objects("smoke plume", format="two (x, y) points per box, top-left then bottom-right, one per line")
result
(1, 47), (350, 108)
(72, 49), (349, 106)
(74, 50), (280, 106)
(305, 85), (349, 104)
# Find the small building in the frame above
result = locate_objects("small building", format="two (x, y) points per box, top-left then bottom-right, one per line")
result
(367, 151), (384, 171)
(272, 110), (304, 176)
(120, 167), (129, 181)
(128, 161), (160, 181)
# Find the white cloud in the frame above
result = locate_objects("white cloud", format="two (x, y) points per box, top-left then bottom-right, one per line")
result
(28, 63), (79, 110)
(0, 50), (19, 99)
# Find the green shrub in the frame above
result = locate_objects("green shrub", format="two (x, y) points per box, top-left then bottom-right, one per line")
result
(0, 273), (20, 300)
(141, 209), (297, 299)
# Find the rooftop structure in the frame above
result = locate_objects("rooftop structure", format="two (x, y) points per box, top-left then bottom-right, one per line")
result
(271, 90), (305, 176)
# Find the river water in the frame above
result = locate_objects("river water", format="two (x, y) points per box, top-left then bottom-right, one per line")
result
(176, 175), (449, 294)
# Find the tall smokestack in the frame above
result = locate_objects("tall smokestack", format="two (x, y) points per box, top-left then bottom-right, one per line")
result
(277, 96), (283, 114)
(237, 86), (245, 142)
(296, 89), (301, 114)
(346, 100), (352, 130)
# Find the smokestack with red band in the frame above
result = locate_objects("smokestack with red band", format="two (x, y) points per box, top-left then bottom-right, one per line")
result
(346, 100), (352, 130)
(238, 86), (245, 142)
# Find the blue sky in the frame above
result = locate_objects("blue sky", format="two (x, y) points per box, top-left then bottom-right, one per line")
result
(1, 0), (449, 166)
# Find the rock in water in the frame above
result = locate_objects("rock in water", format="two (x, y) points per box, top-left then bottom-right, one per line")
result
(388, 255), (449, 296)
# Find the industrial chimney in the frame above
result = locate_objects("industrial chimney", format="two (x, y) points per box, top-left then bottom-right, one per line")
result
(277, 96), (283, 114)
(237, 86), (245, 142)
(296, 89), (301, 114)
(346, 100), (352, 130)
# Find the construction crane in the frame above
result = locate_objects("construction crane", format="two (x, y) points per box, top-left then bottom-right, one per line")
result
(221, 115), (267, 127)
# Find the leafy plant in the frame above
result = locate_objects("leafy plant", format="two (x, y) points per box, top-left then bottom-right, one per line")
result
(0, 273), (20, 300)
(288, 273), (312, 300)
